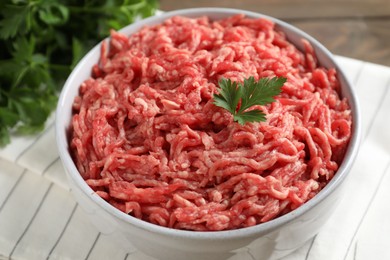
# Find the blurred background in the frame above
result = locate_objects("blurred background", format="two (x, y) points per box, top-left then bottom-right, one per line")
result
(159, 0), (390, 67)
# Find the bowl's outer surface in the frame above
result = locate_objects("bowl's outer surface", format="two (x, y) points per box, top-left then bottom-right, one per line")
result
(56, 8), (361, 260)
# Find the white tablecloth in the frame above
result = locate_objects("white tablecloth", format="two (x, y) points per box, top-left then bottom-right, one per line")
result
(1, 56), (390, 260)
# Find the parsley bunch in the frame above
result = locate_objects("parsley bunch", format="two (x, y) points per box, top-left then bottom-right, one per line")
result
(0, 0), (158, 146)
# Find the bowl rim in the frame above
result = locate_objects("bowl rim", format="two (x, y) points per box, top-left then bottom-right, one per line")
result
(56, 7), (361, 240)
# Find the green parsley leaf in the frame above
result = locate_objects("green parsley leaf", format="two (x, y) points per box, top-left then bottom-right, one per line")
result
(0, 107), (19, 127)
(38, 3), (69, 26)
(0, 4), (30, 39)
(0, 127), (11, 147)
(214, 76), (286, 125)
(213, 78), (240, 115)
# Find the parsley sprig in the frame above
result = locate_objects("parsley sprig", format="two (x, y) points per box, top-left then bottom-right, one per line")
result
(213, 76), (286, 125)
(0, 0), (158, 146)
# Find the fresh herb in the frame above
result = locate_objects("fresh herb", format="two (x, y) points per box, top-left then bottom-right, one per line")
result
(213, 76), (286, 125)
(0, 0), (158, 146)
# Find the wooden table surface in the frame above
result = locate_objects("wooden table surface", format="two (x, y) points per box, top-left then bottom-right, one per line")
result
(159, 0), (390, 67)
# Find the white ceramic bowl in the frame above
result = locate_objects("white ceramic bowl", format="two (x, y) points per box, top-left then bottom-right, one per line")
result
(56, 8), (361, 260)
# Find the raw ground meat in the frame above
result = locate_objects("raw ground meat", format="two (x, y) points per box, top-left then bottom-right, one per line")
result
(70, 14), (352, 231)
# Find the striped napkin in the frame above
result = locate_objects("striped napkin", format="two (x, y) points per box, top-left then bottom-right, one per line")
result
(0, 56), (390, 260)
